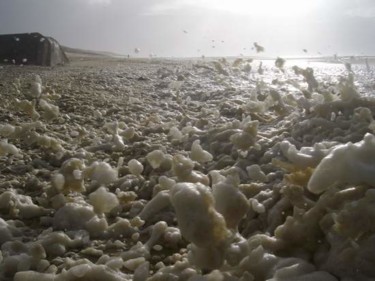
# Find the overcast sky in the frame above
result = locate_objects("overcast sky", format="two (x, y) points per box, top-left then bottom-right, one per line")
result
(0, 0), (374, 57)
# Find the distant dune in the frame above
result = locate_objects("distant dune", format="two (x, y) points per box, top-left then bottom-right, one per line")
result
(62, 46), (125, 58)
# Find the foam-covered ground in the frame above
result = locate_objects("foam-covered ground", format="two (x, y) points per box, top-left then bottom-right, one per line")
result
(0, 56), (375, 281)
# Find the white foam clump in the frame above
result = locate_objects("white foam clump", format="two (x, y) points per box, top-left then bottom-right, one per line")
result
(52, 202), (109, 236)
(0, 218), (16, 244)
(39, 99), (59, 121)
(354, 107), (375, 133)
(230, 117), (259, 151)
(128, 159), (144, 176)
(84, 161), (118, 187)
(190, 140), (213, 163)
(267, 264), (338, 281)
(53, 202), (96, 231)
(242, 99), (267, 114)
(338, 73), (360, 101)
(250, 198), (266, 213)
(168, 126), (184, 141)
(153, 175), (176, 194)
(146, 149), (165, 169)
(14, 99), (40, 120)
(209, 170), (227, 185)
(14, 262), (130, 281)
(112, 133), (126, 151)
(280, 140), (337, 168)
(121, 221), (167, 262)
(123, 257), (146, 271)
(122, 127), (136, 140)
(52, 158), (86, 193)
(139, 190), (170, 221)
(39, 231), (87, 257)
(0, 124), (16, 137)
(181, 124), (204, 135)
(0, 139), (19, 156)
(246, 164), (267, 182)
(212, 175), (249, 230)
(29, 81), (42, 99)
(109, 121), (127, 150)
(308, 133), (375, 194)
(170, 185), (224, 241)
(0, 190), (49, 219)
(133, 261), (150, 281)
(170, 182), (230, 269)
(89, 186), (119, 214)
(103, 121), (128, 151)
(1, 242), (47, 277)
(172, 154), (209, 185)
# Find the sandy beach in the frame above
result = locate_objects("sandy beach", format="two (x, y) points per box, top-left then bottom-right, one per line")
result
(0, 53), (375, 280)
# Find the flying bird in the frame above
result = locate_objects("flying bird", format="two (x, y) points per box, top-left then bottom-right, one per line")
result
(253, 42), (265, 53)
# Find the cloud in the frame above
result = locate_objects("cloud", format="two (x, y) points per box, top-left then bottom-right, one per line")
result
(86, 0), (112, 5)
(142, 0), (323, 17)
(335, 0), (375, 18)
(141, 0), (189, 15)
(345, 7), (375, 18)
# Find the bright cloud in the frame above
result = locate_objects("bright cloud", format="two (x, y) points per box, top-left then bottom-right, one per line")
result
(144, 0), (323, 17)
(86, 0), (112, 5)
(345, 6), (375, 18)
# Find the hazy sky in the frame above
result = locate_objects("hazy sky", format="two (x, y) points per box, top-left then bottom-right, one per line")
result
(0, 0), (374, 57)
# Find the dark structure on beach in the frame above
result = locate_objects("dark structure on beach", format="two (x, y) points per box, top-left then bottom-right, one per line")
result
(0, 32), (69, 66)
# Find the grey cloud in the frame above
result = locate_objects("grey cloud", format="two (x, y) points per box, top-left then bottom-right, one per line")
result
(0, 0), (374, 57)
